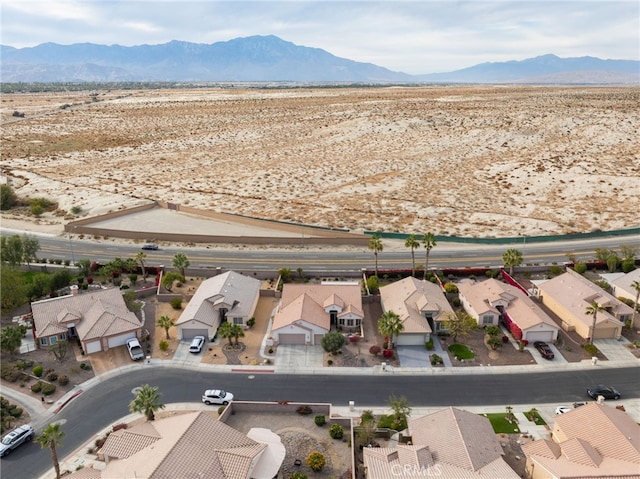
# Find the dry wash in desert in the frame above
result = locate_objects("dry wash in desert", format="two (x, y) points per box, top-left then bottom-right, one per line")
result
(2, 86), (639, 237)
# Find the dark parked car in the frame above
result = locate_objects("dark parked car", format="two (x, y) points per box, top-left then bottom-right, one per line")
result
(587, 385), (621, 400)
(141, 244), (159, 250)
(534, 341), (554, 360)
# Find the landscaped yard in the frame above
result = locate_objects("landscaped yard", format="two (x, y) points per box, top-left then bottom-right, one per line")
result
(448, 343), (475, 360)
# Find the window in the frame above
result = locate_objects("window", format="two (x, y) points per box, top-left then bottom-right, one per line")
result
(58, 333), (67, 340)
(50, 336), (57, 345)
(40, 338), (48, 346)
(347, 319), (354, 327)
(482, 315), (493, 325)
(233, 317), (243, 325)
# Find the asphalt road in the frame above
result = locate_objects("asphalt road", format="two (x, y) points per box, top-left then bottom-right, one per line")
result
(16, 232), (640, 273)
(3, 365), (639, 479)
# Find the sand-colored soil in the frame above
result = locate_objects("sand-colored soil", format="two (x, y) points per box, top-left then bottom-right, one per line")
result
(2, 86), (639, 238)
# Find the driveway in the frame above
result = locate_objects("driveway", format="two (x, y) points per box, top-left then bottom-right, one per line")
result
(275, 345), (324, 371)
(172, 340), (205, 365)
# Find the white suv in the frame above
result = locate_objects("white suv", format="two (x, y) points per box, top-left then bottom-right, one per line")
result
(0, 425), (34, 457)
(202, 389), (234, 405)
(189, 336), (205, 353)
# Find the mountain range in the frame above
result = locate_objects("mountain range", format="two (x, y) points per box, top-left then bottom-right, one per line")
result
(1, 35), (638, 84)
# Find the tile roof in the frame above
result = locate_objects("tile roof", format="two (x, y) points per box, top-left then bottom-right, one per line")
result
(522, 403), (640, 478)
(458, 278), (558, 331)
(176, 271), (261, 327)
(537, 269), (632, 326)
(31, 288), (141, 340)
(611, 268), (640, 300)
(99, 411), (267, 479)
(380, 277), (454, 335)
(273, 283), (363, 331)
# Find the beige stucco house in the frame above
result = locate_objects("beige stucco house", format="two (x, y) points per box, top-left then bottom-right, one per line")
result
(31, 287), (142, 355)
(458, 278), (559, 343)
(363, 407), (520, 478)
(379, 277), (454, 346)
(176, 271), (261, 340)
(611, 268), (640, 303)
(522, 403), (640, 478)
(536, 269), (632, 341)
(271, 282), (363, 345)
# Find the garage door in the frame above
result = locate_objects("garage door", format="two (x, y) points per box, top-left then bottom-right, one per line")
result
(523, 331), (554, 343)
(108, 333), (136, 348)
(278, 333), (305, 345)
(181, 328), (208, 340)
(85, 340), (102, 354)
(396, 334), (426, 346)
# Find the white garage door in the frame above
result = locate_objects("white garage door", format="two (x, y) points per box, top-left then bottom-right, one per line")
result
(523, 331), (555, 343)
(396, 334), (426, 346)
(85, 340), (102, 354)
(278, 333), (306, 345)
(181, 328), (208, 340)
(108, 333), (136, 348)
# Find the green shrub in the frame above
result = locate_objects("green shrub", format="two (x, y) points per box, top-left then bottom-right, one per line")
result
(583, 343), (598, 356)
(574, 262), (587, 274)
(32, 365), (43, 377)
(377, 413), (407, 432)
(31, 381), (42, 393)
(58, 374), (69, 386)
(46, 372), (58, 382)
(430, 354), (443, 366)
(170, 297), (183, 310)
(329, 424), (344, 439)
(444, 282), (459, 293)
(9, 406), (23, 418)
(41, 383), (57, 395)
(452, 297), (461, 307)
(246, 317), (256, 328)
(361, 410), (375, 424)
(425, 338), (434, 350)
(159, 339), (169, 352)
(306, 451), (326, 472)
(289, 473), (307, 479)
(314, 415), (326, 426)
(549, 265), (564, 277)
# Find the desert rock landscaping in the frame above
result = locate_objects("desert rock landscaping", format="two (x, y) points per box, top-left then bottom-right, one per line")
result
(2, 86), (639, 239)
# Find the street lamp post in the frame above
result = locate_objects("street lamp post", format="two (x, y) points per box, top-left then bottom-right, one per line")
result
(68, 230), (76, 265)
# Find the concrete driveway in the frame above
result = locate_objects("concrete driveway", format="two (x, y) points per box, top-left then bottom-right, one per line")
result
(172, 340), (205, 365)
(275, 345), (324, 371)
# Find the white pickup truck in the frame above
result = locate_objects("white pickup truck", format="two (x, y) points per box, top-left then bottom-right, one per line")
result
(126, 338), (144, 361)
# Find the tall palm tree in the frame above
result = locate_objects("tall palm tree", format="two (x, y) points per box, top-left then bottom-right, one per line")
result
(502, 248), (523, 276)
(585, 301), (605, 345)
(368, 235), (383, 277)
(404, 234), (420, 277)
(378, 310), (404, 348)
(157, 315), (175, 340)
(218, 321), (235, 347)
(135, 251), (147, 281)
(129, 384), (165, 421)
(172, 252), (190, 277)
(631, 280), (640, 329)
(422, 232), (437, 280)
(231, 323), (245, 347)
(35, 423), (65, 479)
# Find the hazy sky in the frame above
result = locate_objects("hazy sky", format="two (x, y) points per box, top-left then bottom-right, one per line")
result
(2, 1), (638, 74)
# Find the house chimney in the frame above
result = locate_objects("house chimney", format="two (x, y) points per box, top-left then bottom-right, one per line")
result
(70, 285), (79, 296)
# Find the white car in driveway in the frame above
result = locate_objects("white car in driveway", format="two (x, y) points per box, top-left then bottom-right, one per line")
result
(555, 406), (572, 415)
(201, 389), (234, 405)
(189, 336), (205, 353)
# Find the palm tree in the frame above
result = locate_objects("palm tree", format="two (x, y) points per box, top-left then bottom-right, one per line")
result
(35, 423), (64, 479)
(502, 248), (523, 276)
(172, 253), (190, 277)
(230, 323), (245, 347)
(157, 315), (175, 340)
(368, 235), (383, 277)
(217, 321), (235, 347)
(378, 310), (404, 348)
(404, 234), (420, 277)
(630, 280), (640, 329)
(129, 384), (165, 421)
(585, 301), (605, 345)
(135, 251), (147, 281)
(422, 232), (437, 280)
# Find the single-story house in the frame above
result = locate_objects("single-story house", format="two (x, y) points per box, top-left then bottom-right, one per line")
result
(536, 269), (632, 340)
(379, 277), (454, 345)
(522, 403), (640, 478)
(458, 278), (560, 343)
(364, 407), (520, 478)
(73, 411), (281, 479)
(611, 268), (640, 304)
(176, 271), (261, 340)
(271, 282), (363, 345)
(31, 286), (142, 355)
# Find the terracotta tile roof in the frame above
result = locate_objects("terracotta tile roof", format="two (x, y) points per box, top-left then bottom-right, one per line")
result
(364, 408), (520, 478)
(176, 271), (261, 327)
(522, 403), (640, 478)
(31, 288), (141, 340)
(380, 277), (454, 335)
(273, 283), (363, 330)
(100, 411), (267, 479)
(459, 278), (558, 332)
(537, 269), (632, 326)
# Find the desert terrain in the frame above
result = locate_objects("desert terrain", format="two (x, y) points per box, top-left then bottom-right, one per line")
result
(1, 86), (639, 239)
